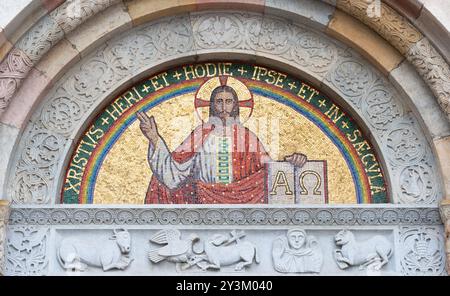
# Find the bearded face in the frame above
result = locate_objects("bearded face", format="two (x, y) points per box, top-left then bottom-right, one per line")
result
(209, 86), (239, 123)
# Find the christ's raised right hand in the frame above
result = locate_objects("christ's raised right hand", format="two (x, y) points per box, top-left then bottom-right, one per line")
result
(137, 111), (159, 145)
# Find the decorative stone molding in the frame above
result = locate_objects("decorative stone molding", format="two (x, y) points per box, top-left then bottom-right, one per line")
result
(336, 0), (422, 56)
(8, 206), (442, 226)
(0, 0), (447, 277)
(0, 0), (448, 123)
(327, 10), (404, 75)
(0, 200), (10, 275)
(0, 0), (120, 117)
(15, 14), (64, 63)
(5, 226), (49, 276)
(2, 211), (445, 275)
(49, 0), (120, 33)
(440, 200), (450, 274)
(0, 0), (448, 127)
(5, 11), (442, 206)
(407, 38), (450, 122)
(399, 226), (446, 276)
(335, 0), (450, 121)
(0, 48), (33, 111)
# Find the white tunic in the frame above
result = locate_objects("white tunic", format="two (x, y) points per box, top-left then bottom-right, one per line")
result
(148, 132), (233, 190)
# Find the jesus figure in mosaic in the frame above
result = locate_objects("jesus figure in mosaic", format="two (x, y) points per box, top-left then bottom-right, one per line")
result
(137, 78), (307, 204)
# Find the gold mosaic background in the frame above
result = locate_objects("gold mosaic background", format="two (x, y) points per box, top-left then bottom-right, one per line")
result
(94, 93), (357, 204)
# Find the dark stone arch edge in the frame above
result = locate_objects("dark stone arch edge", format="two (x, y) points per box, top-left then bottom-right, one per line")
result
(8, 206), (441, 226)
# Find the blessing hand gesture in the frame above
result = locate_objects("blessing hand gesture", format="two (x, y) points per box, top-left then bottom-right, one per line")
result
(137, 111), (159, 145)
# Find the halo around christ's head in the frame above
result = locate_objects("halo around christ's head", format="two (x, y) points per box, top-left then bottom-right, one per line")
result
(194, 76), (254, 123)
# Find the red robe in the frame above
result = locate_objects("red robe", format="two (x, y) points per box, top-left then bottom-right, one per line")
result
(144, 123), (269, 204)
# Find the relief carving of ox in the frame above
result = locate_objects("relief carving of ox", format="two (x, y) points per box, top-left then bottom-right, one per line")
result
(334, 230), (393, 271)
(57, 229), (133, 272)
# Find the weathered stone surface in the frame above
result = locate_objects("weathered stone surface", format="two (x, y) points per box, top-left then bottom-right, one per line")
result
(2, 205), (447, 275)
(0, 29), (6, 49)
(0, 41), (12, 63)
(196, 0), (264, 12)
(0, 68), (51, 129)
(125, 0), (197, 26)
(1, 215), (446, 275)
(416, 2), (450, 65)
(399, 226), (446, 276)
(407, 38), (450, 121)
(5, 225), (49, 275)
(49, 0), (121, 34)
(65, 3), (132, 57)
(336, 0), (423, 55)
(190, 11), (261, 53)
(0, 48), (33, 115)
(0, 199), (10, 276)
(0, 0), (34, 29)
(321, 0), (336, 6)
(15, 15), (64, 63)
(8, 206), (442, 226)
(0, 0), (120, 119)
(327, 10), (404, 75)
(4, 2), (48, 46)
(438, 199), (450, 275)
(421, 0), (450, 30)
(35, 38), (81, 85)
(384, 0), (423, 21)
(265, 0), (335, 31)
(389, 60), (450, 140)
(41, 0), (65, 12)
(0, 124), (19, 197)
(433, 136), (450, 197)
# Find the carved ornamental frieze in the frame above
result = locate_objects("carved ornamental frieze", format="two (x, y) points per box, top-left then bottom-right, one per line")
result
(3, 206), (446, 276)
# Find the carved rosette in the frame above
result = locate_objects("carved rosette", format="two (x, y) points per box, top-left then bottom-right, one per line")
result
(399, 226), (446, 276)
(0, 201), (11, 276)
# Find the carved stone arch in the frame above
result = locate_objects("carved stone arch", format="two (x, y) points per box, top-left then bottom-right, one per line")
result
(0, 1), (447, 205)
(0, 3), (448, 276)
(3, 10), (443, 207)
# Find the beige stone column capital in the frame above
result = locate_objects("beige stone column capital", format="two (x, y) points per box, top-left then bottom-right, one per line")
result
(440, 199), (450, 275)
(0, 200), (10, 276)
